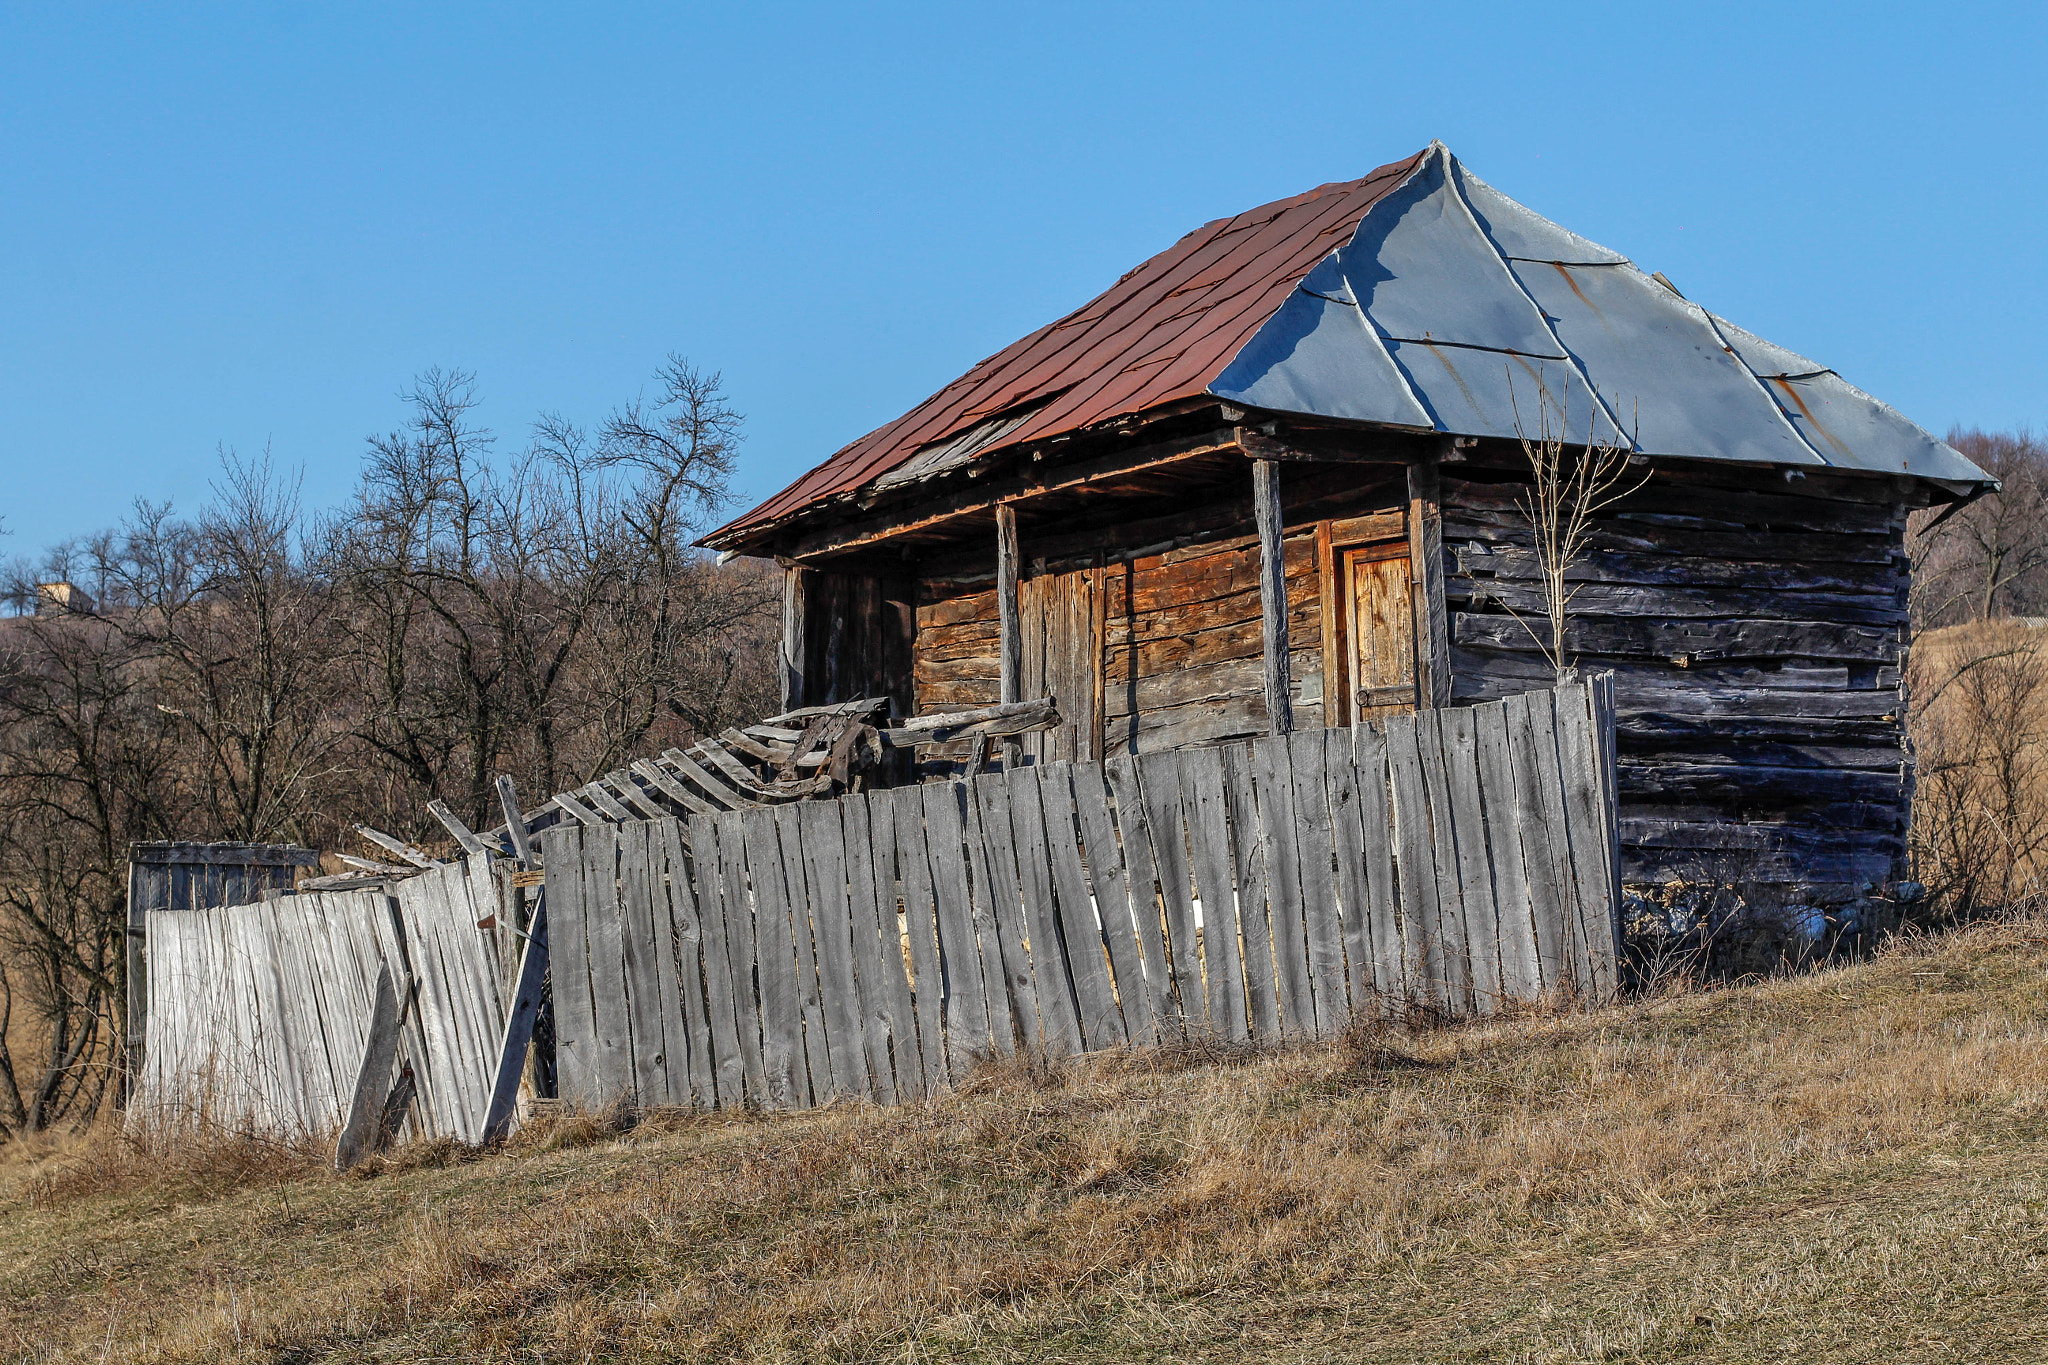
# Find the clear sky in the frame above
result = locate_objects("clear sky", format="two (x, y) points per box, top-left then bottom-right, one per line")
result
(3, 2), (2042, 556)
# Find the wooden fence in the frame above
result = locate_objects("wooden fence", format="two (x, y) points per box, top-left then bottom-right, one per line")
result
(132, 853), (518, 1142)
(543, 680), (1620, 1113)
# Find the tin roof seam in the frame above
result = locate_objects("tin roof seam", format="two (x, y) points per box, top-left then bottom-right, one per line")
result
(1699, 312), (1838, 469)
(1441, 147), (1632, 446)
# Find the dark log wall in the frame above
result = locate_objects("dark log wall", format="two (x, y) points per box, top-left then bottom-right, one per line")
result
(800, 569), (916, 717)
(1440, 458), (1912, 897)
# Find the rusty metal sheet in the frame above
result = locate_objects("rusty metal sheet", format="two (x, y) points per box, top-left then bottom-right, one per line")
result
(1509, 258), (1822, 464)
(1709, 317), (1989, 481)
(1382, 341), (1603, 444)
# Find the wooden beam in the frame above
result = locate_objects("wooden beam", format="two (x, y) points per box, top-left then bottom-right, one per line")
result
(1408, 447), (1451, 709)
(997, 503), (1022, 707)
(780, 565), (809, 713)
(427, 800), (486, 855)
(1316, 519), (1342, 728)
(1253, 458), (1292, 736)
(496, 776), (535, 867)
(996, 502), (1023, 765)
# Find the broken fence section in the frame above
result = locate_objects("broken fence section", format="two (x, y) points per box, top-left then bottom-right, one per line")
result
(131, 853), (519, 1143)
(544, 679), (1621, 1113)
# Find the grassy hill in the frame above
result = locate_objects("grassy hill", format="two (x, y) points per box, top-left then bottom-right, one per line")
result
(7, 914), (2048, 1364)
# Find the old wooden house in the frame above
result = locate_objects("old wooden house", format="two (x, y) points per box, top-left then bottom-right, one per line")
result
(702, 143), (1993, 907)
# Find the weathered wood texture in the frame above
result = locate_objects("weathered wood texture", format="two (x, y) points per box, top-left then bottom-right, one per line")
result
(131, 854), (516, 1143)
(125, 842), (320, 1101)
(1441, 459), (1913, 891)
(548, 681), (1621, 1114)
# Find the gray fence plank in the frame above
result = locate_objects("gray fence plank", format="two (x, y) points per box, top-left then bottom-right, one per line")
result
(1135, 751), (1203, 1037)
(1516, 689), (1597, 995)
(1037, 764), (1125, 1049)
(636, 826), (687, 1108)
(1553, 684), (1621, 1002)
(1217, 743), (1279, 1041)
(743, 810), (807, 1109)
(970, 772), (1047, 1055)
(1069, 761), (1154, 1046)
(581, 826), (637, 1105)
(1414, 713), (1475, 1012)
(920, 782), (998, 1066)
(860, 796), (926, 1101)
(1474, 702), (1541, 1002)
(1004, 767), (1083, 1057)
(617, 822), (669, 1105)
(1321, 729), (1375, 1014)
(656, 818), (714, 1108)
(688, 818), (747, 1108)
(1502, 692), (1566, 993)
(542, 825), (596, 1107)
(713, 811), (771, 1104)
(1288, 729), (1347, 1035)
(1103, 758), (1175, 1041)
(1253, 738), (1315, 1037)
(770, 804), (830, 1106)
(1179, 747), (1247, 1044)
(1440, 708), (1504, 1016)
(839, 796), (901, 1103)
(796, 800), (871, 1100)
(890, 786), (950, 1091)
(1382, 716), (1446, 1011)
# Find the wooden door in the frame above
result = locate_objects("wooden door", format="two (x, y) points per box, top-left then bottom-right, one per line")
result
(1345, 547), (1417, 723)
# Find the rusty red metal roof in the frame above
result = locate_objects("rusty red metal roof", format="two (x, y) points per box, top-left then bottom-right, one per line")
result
(707, 148), (1430, 548)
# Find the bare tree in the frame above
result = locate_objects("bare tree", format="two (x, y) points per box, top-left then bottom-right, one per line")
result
(1909, 427), (2048, 628)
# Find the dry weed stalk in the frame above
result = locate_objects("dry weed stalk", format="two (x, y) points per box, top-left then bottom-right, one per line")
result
(1506, 372), (1647, 684)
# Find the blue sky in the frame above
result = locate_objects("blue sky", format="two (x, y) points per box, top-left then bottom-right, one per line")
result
(3, 3), (2042, 555)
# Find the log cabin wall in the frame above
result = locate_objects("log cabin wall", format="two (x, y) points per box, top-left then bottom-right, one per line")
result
(1439, 452), (1913, 899)
(908, 460), (1409, 767)
(798, 568), (916, 717)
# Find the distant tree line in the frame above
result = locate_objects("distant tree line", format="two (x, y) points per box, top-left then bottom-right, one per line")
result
(0, 361), (779, 1137)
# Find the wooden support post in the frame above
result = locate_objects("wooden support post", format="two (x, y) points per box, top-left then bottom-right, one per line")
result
(780, 565), (809, 714)
(1408, 448), (1451, 709)
(1253, 458), (1292, 736)
(996, 503), (1023, 765)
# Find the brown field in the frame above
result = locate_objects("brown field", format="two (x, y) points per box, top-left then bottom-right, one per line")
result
(6, 912), (2048, 1363)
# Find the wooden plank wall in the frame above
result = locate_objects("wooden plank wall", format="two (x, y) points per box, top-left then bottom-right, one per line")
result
(546, 680), (1621, 1114)
(131, 854), (515, 1143)
(1441, 459), (1913, 893)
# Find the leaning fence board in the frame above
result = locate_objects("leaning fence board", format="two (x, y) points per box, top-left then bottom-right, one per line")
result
(1179, 746), (1247, 1044)
(689, 818), (748, 1108)
(713, 812), (771, 1104)
(1474, 702), (1541, 1001)
(970, 772), (1047, 1055)
(743, 810), (807, 1109)
(919, 781), (996, 1070)
(1254, 738), (1315, 1037)
(1003, 766), (1083, 1056)
(1069, 761), (1155, 1045)
(1439, 707), (1504, 1016)
(796, 800), (871, 1100)
(770, 804), (831, 1106)
(1135, 751), (1204, 1038)
(891, 786), (950, 1090)
(1102, 758), (1176, 1040)
(1287, 729), (1348, 1035)
(1218, 743), (1281, 1041)
(1037, 763), (1125, 1049)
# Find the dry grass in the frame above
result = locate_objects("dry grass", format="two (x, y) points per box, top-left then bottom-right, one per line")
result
(8, 915), (2048, 1362)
